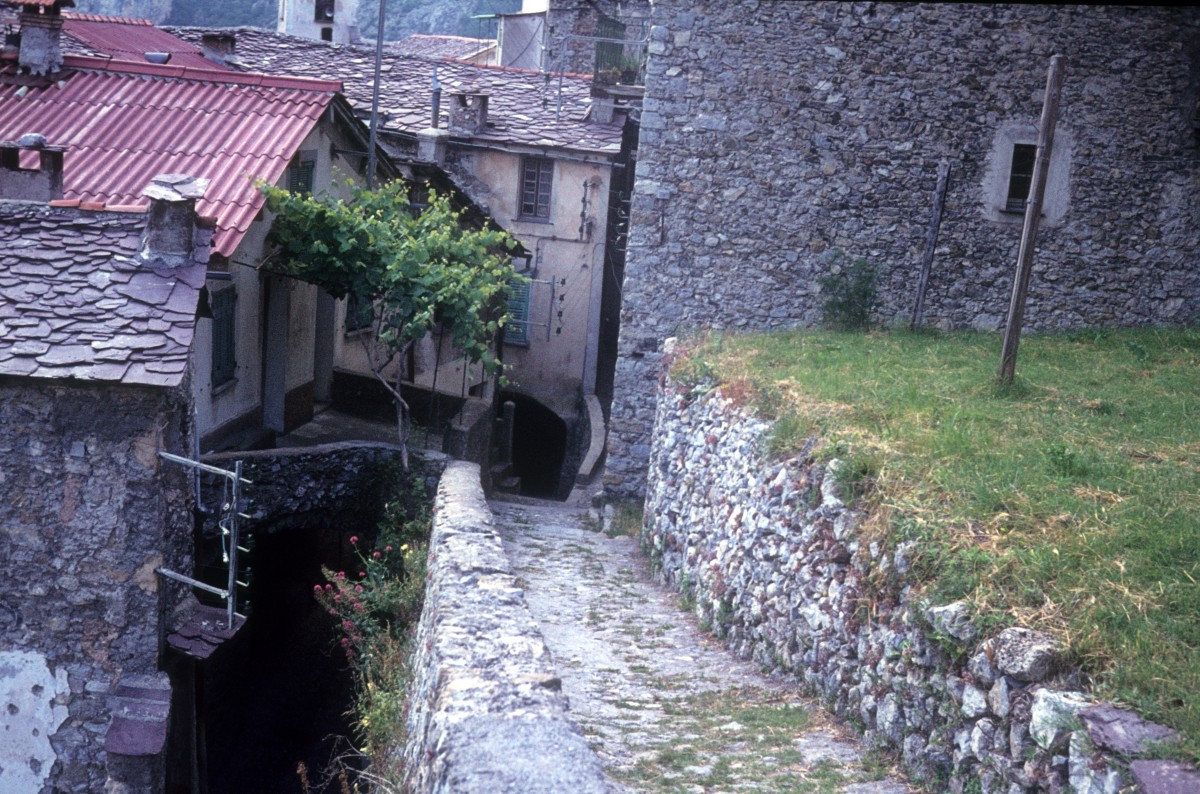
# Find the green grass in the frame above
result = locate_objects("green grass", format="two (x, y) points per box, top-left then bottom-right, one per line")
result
(672, 326), (1200, 760)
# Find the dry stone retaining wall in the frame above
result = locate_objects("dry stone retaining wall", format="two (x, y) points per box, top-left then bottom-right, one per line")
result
(642, 374), (1194, 793)
(401, 462), (609, 794)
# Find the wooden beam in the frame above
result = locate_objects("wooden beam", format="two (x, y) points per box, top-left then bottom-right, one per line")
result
(911, 159), (951, 330)
(998, 55), (1066, 385)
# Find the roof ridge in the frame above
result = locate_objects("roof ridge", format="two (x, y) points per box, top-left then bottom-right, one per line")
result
(62, 55), (344, 93)
(63, 12), (154, 26)
(48, 198), (147, 214)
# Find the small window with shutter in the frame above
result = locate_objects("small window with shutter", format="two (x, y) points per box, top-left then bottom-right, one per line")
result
(518, 157), (553, 221)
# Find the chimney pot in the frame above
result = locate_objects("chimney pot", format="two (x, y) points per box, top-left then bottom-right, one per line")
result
(448, 92), (489, 135)
(139, 174), (210, 269)
(17, 1), (68, 76)
(0, 138), (64, 201)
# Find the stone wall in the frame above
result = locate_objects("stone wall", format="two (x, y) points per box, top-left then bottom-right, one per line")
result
(607, 2), (1200, 498)
(0, 378), (193, 794)
(402, 462), (608, 794)
(642, 375), (1195, 793)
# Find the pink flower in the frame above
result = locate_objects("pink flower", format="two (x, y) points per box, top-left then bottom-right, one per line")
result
(359, 571), (366, 578)
(336, 571), (346, 579)
(313, 585), (322, 593)
(385, 545), (393, 552)
(350, 535), (359, 545)
(342, 620), (354, 631)
(355, 585), (363, 592)
(373, 551), (382, 559)
(324, 584), (332, 591)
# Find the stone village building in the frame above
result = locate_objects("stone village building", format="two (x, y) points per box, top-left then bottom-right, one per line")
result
(171, 3), (645, 497)
(0, 1), (406, 454)
(0, 167), (208, 792)
(606, 1), (1200, 498)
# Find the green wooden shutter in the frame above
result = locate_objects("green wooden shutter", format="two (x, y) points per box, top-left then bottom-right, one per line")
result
(505, 277), (531, 346)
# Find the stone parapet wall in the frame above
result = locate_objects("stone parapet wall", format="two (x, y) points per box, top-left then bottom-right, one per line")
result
(608, 2), (1200, 498)
(401, 462), (609, 794)
(643, 377), (1194, 793)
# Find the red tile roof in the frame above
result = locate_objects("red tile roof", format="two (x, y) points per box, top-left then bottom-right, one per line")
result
(0, 200), (206, 386)
(62, 12), (222, 70)
(0, 54), (343, 259)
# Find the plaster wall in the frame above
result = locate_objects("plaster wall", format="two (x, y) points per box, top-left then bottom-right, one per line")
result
(195, 123), (360, 447)
(0, 379), (193, 793)
(607, 1), (1200, 498)
(462, 147), (613, 408)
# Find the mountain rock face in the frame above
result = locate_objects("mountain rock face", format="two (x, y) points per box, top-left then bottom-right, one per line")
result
(74, 0), (174, 23)
(72, 0), (518, 39)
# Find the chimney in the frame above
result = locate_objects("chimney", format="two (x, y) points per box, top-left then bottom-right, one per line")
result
(200, 32), (236, 66)
(139, 174), (210, 269)
(448, 92), (489, 135)
(18, 0), (73, 77)
(0, 135), (64, 201)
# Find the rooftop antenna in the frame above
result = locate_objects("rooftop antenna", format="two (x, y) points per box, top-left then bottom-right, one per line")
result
(366, 0), (387, 189)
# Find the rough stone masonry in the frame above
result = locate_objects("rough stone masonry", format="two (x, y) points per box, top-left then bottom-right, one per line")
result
(606, 2), (1200, 498)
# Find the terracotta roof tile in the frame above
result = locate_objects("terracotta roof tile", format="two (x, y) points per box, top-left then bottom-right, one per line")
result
(0, 200), (206, 387)
(0, 54), (339, 258)
(168, 27), (624, 157)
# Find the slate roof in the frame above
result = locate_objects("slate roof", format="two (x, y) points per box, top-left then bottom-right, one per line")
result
(0, 200), (208, 386)
(0, 53), (342, 259)
(168, 27), (625, 157)
(387, 34), (496, 62)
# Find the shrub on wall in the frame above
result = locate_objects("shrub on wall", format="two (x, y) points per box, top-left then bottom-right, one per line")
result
(817, 250), (878, 331)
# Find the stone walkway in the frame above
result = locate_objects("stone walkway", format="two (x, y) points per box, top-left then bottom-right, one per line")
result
(494, 498), (913, 794)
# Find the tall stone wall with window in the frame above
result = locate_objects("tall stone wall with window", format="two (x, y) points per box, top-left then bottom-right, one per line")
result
(606, 2), (1200, 498)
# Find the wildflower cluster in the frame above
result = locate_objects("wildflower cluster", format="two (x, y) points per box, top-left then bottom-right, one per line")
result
(314, 534), (425, 663)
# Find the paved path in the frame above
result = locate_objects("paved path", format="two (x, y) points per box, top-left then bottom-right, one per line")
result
(494, 499), (912, 794)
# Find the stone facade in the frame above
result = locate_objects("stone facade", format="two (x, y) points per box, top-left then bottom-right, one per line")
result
(607, 2), (1200, 497)
(0, 378), (193, 793)
(642, 375), (1193, 793)
(402, 462), (608, 794)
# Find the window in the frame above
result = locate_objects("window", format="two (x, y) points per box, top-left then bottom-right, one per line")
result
(344, 292), (374, 333)
(504, 277), (531, 346)
(210, 287), (237, 388)
(288, 155), (316, 195)
(1005, 143), (1037, 212)
(314, 0), (335, 22)
(519, 157), (553, 220)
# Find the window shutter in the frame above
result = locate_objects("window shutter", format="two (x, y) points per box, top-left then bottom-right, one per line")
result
(504, 277), (532, 346)
(211, 288), (237, 387)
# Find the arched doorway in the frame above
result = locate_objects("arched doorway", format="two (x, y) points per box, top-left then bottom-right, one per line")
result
(501, 392), (569, 500)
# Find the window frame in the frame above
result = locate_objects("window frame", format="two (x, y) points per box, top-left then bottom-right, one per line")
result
(288, 152), (317, 196)
(518, 156), (554, 222)
(1004, 143), (1038, 213)
(210, 286), (237, 389)
(344, 292), (375, 334)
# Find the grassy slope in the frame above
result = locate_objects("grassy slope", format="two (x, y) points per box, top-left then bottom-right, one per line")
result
(678, 327), (1200, 759)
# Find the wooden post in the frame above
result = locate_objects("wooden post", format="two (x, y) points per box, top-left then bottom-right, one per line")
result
(998, 55), (1066, 385)
(911, 159), (951, 330)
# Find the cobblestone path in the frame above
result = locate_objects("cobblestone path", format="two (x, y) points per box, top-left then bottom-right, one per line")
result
(494, 498), (913, 794)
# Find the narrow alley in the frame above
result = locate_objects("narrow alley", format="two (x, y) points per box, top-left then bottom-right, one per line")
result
(493, 499), (913, 794)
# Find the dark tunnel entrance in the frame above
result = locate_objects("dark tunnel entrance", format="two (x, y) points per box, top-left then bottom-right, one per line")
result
(502, 392), (569, 500)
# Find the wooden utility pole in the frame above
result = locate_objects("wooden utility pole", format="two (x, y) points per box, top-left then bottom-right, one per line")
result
(911, 159), (951, 330)
(998, 55), (1066, 385)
